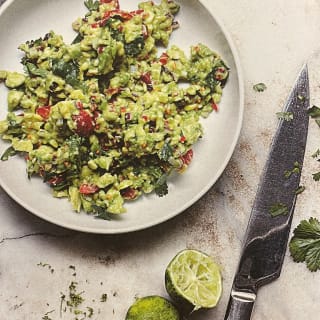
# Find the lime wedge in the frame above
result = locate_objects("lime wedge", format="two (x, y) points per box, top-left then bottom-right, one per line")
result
(125, 295), (180, 320)
(165, 249), (222, 311)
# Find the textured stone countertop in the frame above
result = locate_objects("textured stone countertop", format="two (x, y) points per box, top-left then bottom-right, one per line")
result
(1, 1), (320, 319)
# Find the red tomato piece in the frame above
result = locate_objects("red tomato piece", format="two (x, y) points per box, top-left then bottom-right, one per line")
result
(79, 184), (99, 195)
(36, 105), (51, 120)
(48, 175), (64, 186)
(140, 72), (152, 85)
(212, 102), (219, 111)
(180, 149), (193, 166)
(159, 52), (169, 65)
(72, 110), (95, 137)
(121, 187), (138, 200)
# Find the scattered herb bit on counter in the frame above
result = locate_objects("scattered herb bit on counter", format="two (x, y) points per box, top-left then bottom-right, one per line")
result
(307, 105), (320, 127)
(276, 111), (293, 121)
(0, 0), (230, 218)
(309, 106), (320, 180)
(37, 262), (55, 274)
(59, 281), (97, 319)
(101, 293), (108, 302)
(295, 185), (305, 195)
(69, 264), (77, 276)
(269, 203), (288, 217)
(41, 310), (55, 320)
(253, 82), (267, 92)
(289, 217), (320, 271)
(284, 161), (301, 178)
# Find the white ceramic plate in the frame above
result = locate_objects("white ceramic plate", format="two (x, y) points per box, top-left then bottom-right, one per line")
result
(0, 0), (243, 234)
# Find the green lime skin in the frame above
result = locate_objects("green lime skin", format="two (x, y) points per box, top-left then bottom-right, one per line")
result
(165, 249), (222, 313)
(125, 295), (180, 320)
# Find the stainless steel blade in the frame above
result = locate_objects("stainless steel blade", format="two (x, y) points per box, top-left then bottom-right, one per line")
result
(225, 64), (309, 320)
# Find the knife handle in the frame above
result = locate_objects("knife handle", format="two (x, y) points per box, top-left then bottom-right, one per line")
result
(224, 290), (256, 320)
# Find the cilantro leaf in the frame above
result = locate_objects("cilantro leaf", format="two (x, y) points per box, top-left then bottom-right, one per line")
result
(289, 217), (320, 271)
(253, 83), (267, 92)
(312, 172), (320, 181)
(124, 36), (145, 57)
(25, 62), (48, 78)
(84, 0), (100, 11)
(1, 146), (18, 161)
(284, 161), (301, 178)
(92, 205), (113, 220)
(295, 185), (305, 195)
(154, 174), (168, 197)
(159, 142), (173, 161)
(307, 105), (320, 118)
(269, 203), (288, 217)
(312, 149), (320, 159)
(52, 59), (80, 87)
(276, 111), (293, 121)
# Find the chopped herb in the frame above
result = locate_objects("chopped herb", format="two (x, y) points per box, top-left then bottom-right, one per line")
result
(284, 161), (301, 178)
(298, 94), (305, 101)
(205, 69), (218, 91)
(289, 217), (320, 271)
(124, 36), (145, 57)
(37, 262), (54, 274)
(269, 203), (289, 217)
(312, 172), (320, 181)
(100, 293), (108, 302)
(87, 306), (94, 317)
(312, 149), (320, 159)
(52, 59), (80, 87)
(25, 62), (48, 78)
(60, 293), (66, 317)
(92, 205), (113, 220)
(276, 111), (293, 121)
(67, 281), (84, 308)
(295, 185), (306, 195)
(154, 173), (168, 197)
(307, 105), (320, 118)
(308, 106), (320, 128)
(84, 0), (100, 11)
(159, 142), (173, 161)
(42, 310), (55, 320)
(1, 146), (18, 161)
(253, 82), (267, 92)
(69, 265), (77, 276)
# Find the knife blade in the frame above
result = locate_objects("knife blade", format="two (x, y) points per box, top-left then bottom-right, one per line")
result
(224, 64), (309, 320)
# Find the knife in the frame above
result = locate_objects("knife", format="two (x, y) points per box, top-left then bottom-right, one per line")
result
(224, 64), (309, 320)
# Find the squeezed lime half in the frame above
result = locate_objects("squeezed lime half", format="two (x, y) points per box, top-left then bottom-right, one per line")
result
(165, 249), (222, 311)
(125, 295), (180, 320)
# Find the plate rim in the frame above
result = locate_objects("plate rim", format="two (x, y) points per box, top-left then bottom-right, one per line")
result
(0, 0), (244, 234)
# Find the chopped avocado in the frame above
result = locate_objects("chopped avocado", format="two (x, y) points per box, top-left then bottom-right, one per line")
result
(5, 72), (26, 88)
(8, 90), (24, 111)
(0, 0), (229, 217)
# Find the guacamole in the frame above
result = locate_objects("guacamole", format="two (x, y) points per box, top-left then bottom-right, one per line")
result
(0, 0), (229, 217)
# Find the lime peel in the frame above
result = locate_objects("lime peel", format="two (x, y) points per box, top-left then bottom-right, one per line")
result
(165, 249), (222, 311)
(125, 295), (180, 320)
